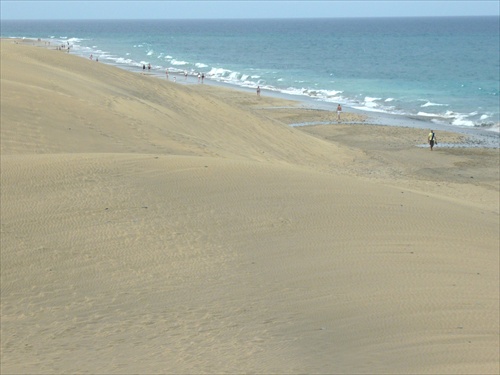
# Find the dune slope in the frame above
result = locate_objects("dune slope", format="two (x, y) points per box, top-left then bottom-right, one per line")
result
(1, 41), (498, 374)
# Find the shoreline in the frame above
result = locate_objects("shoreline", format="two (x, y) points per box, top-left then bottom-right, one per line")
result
(105, 63), (500, 148)
(115, 59), (500, 148)
(193, 74), (500, 148)
(6, 37), (498, 145)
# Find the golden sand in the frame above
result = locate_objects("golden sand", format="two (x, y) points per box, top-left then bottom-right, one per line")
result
(1, 39), (499, 374)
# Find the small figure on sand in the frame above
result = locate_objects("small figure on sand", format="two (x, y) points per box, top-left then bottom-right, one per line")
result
(165, 68), (169, 79)
(428, 130), (437, 151)
(337, 104), (342, 122)
(257, 86), (261, 96)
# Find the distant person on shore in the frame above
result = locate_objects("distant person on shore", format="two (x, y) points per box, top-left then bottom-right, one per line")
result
(148, 63), (151, 72)
(337, 104), (342, 122)
(143, 64), (146, 73)
(257, 86), (261, 96)
(184, 71), (188, 80)
(428, 130), (437, 151)
(165, 68), (169, 79)
(201, 73), (205, 83)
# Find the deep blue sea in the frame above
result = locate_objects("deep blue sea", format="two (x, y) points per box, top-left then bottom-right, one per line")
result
(2, 17), (499, 133)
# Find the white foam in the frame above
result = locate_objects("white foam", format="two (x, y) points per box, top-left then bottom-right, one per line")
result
(421, 101), (448, 107)
(363, 97), (381, 108)
(417, 111), (440, 117)
(112, 57), (134, 64)
(228, 71), (241, 81)
(171, 59), (189, 66)
(208, 67), (228, 75)
(353, 106), (387, 113)
(443, 110), (459, 119)
(451, 118), (475, 127)
(319, 89), (343, 97)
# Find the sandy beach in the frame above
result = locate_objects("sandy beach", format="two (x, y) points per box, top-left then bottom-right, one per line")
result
(1, 39), (499, 374)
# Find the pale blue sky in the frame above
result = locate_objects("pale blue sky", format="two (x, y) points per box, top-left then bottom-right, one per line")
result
(1, 1), (499, 20)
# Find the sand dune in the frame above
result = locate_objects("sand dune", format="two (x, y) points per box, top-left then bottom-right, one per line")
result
(1, 40), (498, 374)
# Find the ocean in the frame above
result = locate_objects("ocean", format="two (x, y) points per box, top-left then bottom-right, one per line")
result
(2, 17), (499, 135)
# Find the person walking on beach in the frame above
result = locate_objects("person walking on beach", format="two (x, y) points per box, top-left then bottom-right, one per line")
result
(428, 130), (437, 151)
(165, 68), (169, 80)
(257, 86), (261, 96)
(337, 104), (342, 122)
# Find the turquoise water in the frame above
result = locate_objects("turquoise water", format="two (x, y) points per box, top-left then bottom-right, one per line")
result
(2, 17), (499, 132)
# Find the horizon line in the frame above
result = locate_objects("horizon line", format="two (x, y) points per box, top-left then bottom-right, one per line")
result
(2, 14), (499, 21)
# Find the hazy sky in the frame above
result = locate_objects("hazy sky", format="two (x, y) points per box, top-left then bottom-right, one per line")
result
(1, 1), (499, 20)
